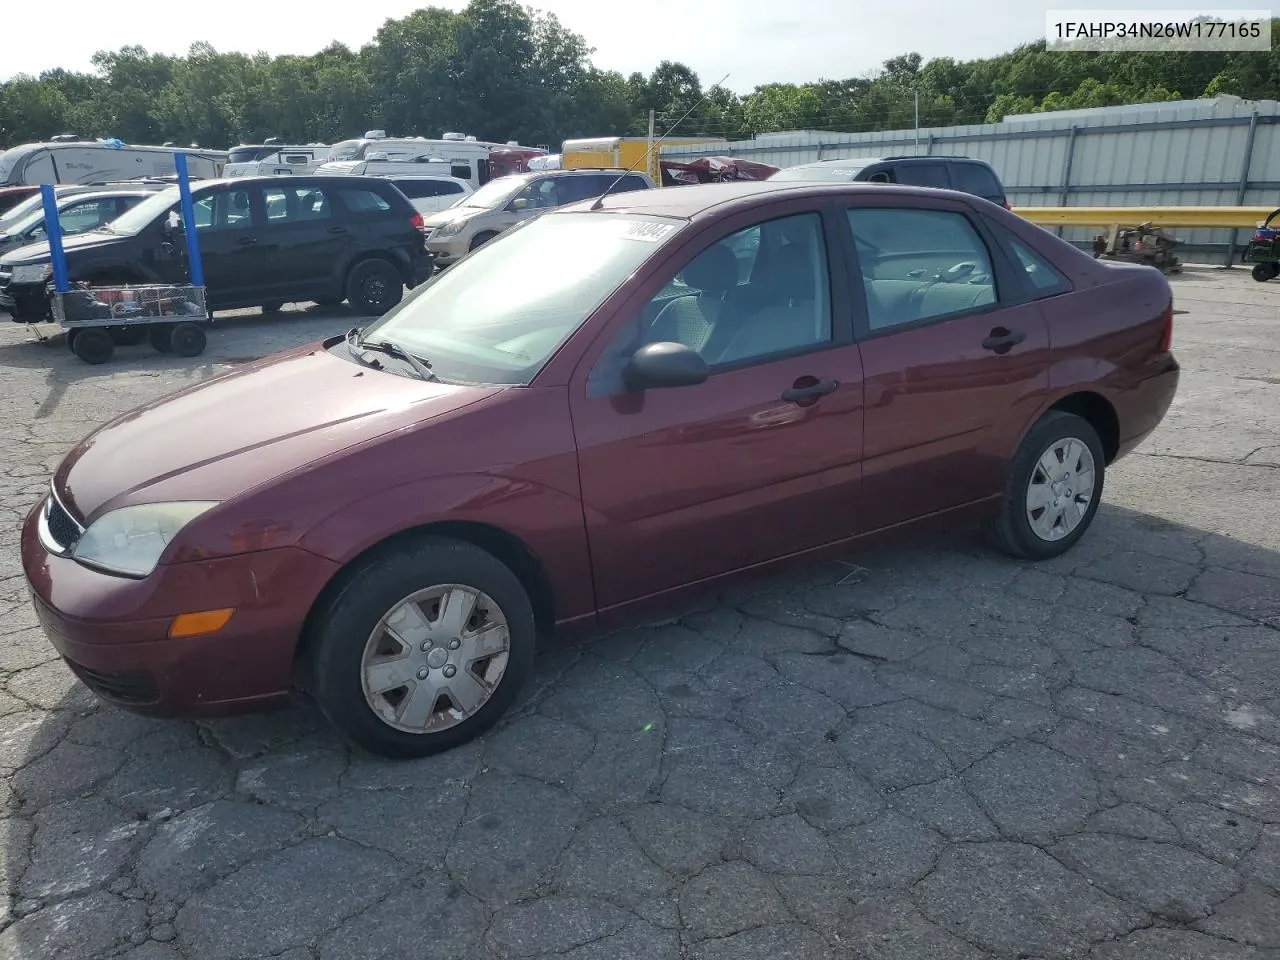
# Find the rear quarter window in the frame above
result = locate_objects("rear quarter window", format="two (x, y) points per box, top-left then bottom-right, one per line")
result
(338, 188), (393, 214)
(616, 175), (650, 193)
(952, 163), (1004, 200)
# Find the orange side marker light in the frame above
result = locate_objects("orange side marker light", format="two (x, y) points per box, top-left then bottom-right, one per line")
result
(168, 608), (235, 639)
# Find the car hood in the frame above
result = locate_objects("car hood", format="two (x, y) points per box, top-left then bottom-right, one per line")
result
(422, 205), (486, 228)
(54, 341), (501, 523)
(0, 229), (131, 266)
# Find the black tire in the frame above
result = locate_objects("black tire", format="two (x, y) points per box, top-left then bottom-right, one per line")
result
(170, 322), (206, 357)
(109, 326), (146, 346)
(469, 231), (497, 252)
(985, 410), (1105, 560)
(149, 324), (175, 353)
(261, 301), (285, 314)
(308, 536), (536, 759)
(345, 259), (403, 316)
(66, 329), (79, 352)
(72, 327), (114, 365)
(1253, 264), (1273, 282)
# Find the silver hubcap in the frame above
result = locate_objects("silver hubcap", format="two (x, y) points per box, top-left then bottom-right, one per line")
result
(360, 584), (510, 734)
(1026, 437), (1096, 542)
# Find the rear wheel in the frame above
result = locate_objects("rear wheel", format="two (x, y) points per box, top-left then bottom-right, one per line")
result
(985, 411), (1105, 560)
(1252, 263), (1278, 282)
(169, 322), (206, 357)
(307, 537), (536, 759)
(345, 259), (403, 316)
(72, 327), (114, 365)
(149, 324), (175, 353)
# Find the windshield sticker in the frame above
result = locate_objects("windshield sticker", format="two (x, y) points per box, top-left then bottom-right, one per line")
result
(622, 221), (675, 242)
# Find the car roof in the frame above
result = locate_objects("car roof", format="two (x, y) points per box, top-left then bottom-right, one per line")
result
(560, 180), (980, 220)
(196, 175), (393, 191)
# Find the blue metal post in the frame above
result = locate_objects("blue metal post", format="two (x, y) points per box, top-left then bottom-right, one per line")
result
(39, 184), (70, 294)
(174, 153), (205, 288)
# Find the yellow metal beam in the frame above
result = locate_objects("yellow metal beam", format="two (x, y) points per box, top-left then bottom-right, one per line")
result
(1012, 206), (1274, 229)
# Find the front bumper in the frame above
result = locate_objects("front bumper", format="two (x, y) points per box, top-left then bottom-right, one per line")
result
(0, 280), (47, 321)
(21, 501), (341, 718)
(425, 235), (468, 267)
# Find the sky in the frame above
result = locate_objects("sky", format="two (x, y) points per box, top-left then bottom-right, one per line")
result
(0, 0), (1259, 93)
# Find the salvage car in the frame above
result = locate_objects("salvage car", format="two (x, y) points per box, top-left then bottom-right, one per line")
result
(21, 180), (1179, 758)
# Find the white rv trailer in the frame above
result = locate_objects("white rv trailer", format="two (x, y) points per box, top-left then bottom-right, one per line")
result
(223, 140), (331, 177)
(0, 139), (227, 186)
(321, 131), (537, 188)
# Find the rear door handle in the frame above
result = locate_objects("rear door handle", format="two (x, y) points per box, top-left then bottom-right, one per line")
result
(781, 378), (839, 402)
(328, 226), (350, 235)
(236, 236), (258, 246)
(982, 327), (1025, 353)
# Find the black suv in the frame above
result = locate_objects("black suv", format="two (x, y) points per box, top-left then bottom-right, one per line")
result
(770, 155), (1009, 208)
(0, 175), (432, 321)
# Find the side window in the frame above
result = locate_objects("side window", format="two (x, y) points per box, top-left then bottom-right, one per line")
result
(58, 199), (116, 235)
(1004, 233), (1071, 296)
(515, 178), (559, 209)
(848, 207), (997, 331)
(558, 175), (607, 205)
(953, 163), (1003, 201)
(338, 189), (391, 214)
(188, 189), (251, 231)
(450, 163), (471, 181)
(264, 186), (331, 222)
(892, 163), (951, 188)
(587, 212), (832, 396)
(443, 181), (466, 194)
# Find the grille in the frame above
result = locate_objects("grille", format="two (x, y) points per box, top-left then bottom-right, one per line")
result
(44, 496), (80, 550)
(66, 660), (160, 706)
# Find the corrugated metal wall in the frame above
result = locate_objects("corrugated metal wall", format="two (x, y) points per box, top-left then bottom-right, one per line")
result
(663, 96), (1280, 261)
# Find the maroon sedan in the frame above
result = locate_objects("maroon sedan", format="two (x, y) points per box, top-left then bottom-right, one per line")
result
(20, 181), (1179, 758)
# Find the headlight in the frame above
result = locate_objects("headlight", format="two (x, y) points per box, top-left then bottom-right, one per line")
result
(431, 220), (466, 238)
(72, 501), (220, 577)
(11, 263), (51, 284)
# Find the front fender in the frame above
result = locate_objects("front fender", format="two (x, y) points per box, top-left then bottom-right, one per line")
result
(297, 472), (596, 625)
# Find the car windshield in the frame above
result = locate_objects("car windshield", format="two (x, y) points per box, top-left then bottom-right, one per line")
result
(358, 211), (685, 385)
(0, 194), (46, 233)
(771, 162), (873, 182)
(456, 177), (528, 209)
(105, 186), (180, 234)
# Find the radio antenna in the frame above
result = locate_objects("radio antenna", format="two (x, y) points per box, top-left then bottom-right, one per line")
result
(590, 72), (731, 211)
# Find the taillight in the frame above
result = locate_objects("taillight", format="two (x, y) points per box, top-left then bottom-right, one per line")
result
(409, 211), (424, 231)
(1158, 302), (1173, 352)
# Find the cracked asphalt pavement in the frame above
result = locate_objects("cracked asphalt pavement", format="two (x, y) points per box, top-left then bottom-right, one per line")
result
(0, 269), (1277, 960)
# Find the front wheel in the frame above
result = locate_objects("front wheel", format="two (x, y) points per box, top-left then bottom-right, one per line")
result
(345, 259), (403, 316)
(307, 537), (536, 759)
(985, 411), (1105, 560)
(1252, 263), (1278, 282)
(469, 231), (497, 252)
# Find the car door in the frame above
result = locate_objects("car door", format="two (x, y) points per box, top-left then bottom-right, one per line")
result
(841, 195), (1051, 532)
(569, 203), (866, 611)
(253, 183), (350, 297)
(173, 185), (264, 307)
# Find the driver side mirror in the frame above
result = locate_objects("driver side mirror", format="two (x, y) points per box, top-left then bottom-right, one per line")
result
(162, 211), (183, 238)
(623, 341), (709, 391)
(511, 198), (530, 212)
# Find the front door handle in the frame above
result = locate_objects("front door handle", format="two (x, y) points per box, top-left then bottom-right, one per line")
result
(982, 327), (1025, 353)
(781, 377), (839, 403)
(236, 236), (258, 246)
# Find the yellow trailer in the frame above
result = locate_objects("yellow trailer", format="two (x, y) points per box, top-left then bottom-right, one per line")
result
(560, 136), (725, 184)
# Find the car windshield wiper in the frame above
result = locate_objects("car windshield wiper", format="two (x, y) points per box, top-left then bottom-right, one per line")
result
(346, 327), (436, 381)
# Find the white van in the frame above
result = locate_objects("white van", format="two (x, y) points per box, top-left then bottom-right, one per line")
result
(223, 140), (330, 177)
(0, 140), (227, 186)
